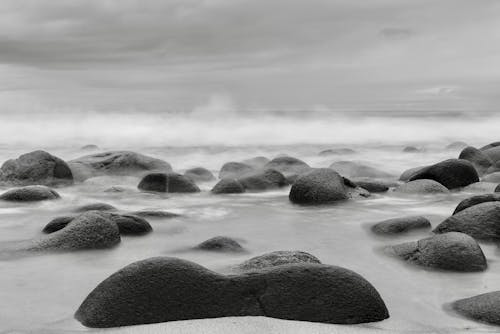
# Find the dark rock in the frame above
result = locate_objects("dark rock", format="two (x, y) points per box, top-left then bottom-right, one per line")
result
(75, 257), (389, 328)
(389, 232), (487, 272)
(480, 141), (500, 151)
(459, 146), (493, 174)
(0, 150), (73, 186)
(483, 172), (500, 183)
(74, 203), (116, 212)
(130, 210), (181, 218)
(241, 157), (270, 168)
(318, 148), (356, 156)
(434, 202), (500, 241)
(446, 141), (468, 150)
(108, 213), (152, 235)
(496, 184), (500, 192)
(219, 162), (255, 179)
(69, 151), (171, 181)
(289, 168), (348, 204)
(81, 145), (99, 150)
(138, 173), (200, 193)
(211, 179), (246, 194)
(0, 185), (60, 202)
(399, 166), (426, 181)
(403, 146), (419, 153)
(451, 291), (500, 326)
(408, 159), (479, 189)
(371, 216), (431, 235)
(453, 194), (500, 214)
(394, 179), (449, 194)
(236, 251), (321, 271)
(330, 161), (391, 179)
(42, 216), (75, 233)
(264, 157), (311, 177)
(353, 180), (390, 193)
(194, 236), (244, 252)
(238, 169), (287, 191)
(184, 167), (215, 182)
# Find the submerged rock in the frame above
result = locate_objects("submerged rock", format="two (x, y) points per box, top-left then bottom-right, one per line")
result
(0, 185), (60, 202)
(241, 156), (270, 168)
(483, 146), (500, 163)
(238, 169), (287, 191)
(138, 173), (200, 193)
(264, 157), (311, 177)
(236, 251), (321, 271)
(219, 162), (255, 179)
(408, 159), (479, 189)
(129, 210), (180, 218)
(81, 144), (99, 150)
(389, 232), (486, 272)
(318, 148), (356, 156)
(211, 178), (246, 194)
(194, 236), (244, 252)
(330, 161), (391, 179)
(459, 146), (493, 174)
(0, 150), (73, 186)
(352, 180), (390, 193)
(371, 216), (431, 235)
(42, 216), (75, 233)
(483, 172), (500, 183)
(75, 257), (389, 327)
(184, 167), (215, 182)
(451, 291), (500, 326)
(403, 146), (420, 153)
(394, 179), (449, 194)
(446, 141), (468, 150)
(453, 194), (500, 214)
(74, 203), (117, 212)
(289, 168), (348, 204)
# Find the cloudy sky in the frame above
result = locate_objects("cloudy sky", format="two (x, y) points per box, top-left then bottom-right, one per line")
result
(1, 0), (500, 115)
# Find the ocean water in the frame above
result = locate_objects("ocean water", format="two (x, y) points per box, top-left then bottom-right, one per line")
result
(1, 113), (500, 333)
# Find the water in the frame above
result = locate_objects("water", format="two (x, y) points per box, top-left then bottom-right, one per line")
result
(1, 131), (500, 333)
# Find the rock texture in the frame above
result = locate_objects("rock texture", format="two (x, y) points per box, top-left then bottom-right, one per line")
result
(194, 236), (244, 252)
(0, 185), (60, 201)
(138, 173), (200, 193)
(219, 162), (255, 179)
(371, 216), (431, 235)
(330, 161), (391, 179)
(393, 179), (450, 194)
(459, 146), (493, 174)
(211, 179), (246, 194)
(289, 168), (349, 204)
(451, 291), (500, 326)
(408, 159), (479, 189)
(236, 251), (321, 271)
(453, 194), (500, 214)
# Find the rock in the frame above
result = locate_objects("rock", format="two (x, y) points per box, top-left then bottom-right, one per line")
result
(219, 162), (255, 179)
(330, 161), (392, 179)
(0, 150), (73, 186)
(69, 151), (171, 181)
(371, 216), (431, 235)
(129, 210), (181, 218)
(289, 168), (349, 204)
(0, 185), (60, 201)
(318, 148), (356, 156)
(138, 173), (200, 193)
(408, 159), (479, 189)
(403, 146), (419, 153)
(394, 179), (449, 194)
(211, 179), (246, 194)
(264, 157), (311, 177)
(451, 291), (500, 326)
(389, 232), (487, 272)
(81, 144), (99, 150)
(238, 169), (287, 191)
(184, 167), (215, 182)
(458, 146), (493, 174)
(75, 257), (389, 328)
(236, 251), (321, 271)
(481, 146), (500, 164)
(480, 141), (500, 151)
(194, 236), (244, 252)
(496, 184), (500, 192)
(399, 166), (426, 181)
(434, 202), (500, 241)
(107, 213), (152, 235)
(352, 180), (390, 193)
(74, 203), (116, 212)
(483, 172), (500, 183)
(32, 211), (120, 251)
(103, 186), (126, 193)
(42, 216), (75, 233)
(446, 141), (468, 150)
(241, 157), (270, 168)
(453, 194), (500, 214)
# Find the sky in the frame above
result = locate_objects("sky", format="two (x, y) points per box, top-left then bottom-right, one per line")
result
(1, 0), (500, 116)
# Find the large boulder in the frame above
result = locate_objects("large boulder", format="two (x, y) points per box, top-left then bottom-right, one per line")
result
(0, 185), (60, 202)
(482, 146), (500, 163)
(75, 257), (389, 327)
(0, 150), (73, 186)
(238, 169), (287, 191)
(219, 162), (255, 179)
(371, 216), (431, 235)
(183, 167), (215, 182)
(69, 151), (171, 181)
(211, 179), (246, 194)
(434, 202), (500, 241)
(236, 251), (321, 272)
(330, 161), (391, 179)
(389, 232), (487, 272)
(451, 291), (500, 326)
(453, 194), (500, 214)
(459, 146), (493, 174)
(32, 211), (120, 251)
(289, 168), (349, 204)
(194, 236), (244, 252)
(393, 179), (449, 194)
(264, 157), (311, 177)
(408, 159), (479, 189)
(138, 173), (200, 193)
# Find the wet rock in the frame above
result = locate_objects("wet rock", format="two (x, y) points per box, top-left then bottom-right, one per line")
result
(0, 150), (73, 186)
(211, 178), (246, 194)
(399, 166), (426, 181)
(371, 216), (431, 235)
(103, 186), (126, 193)
(129, 210), (181, 218)
(289, 168), (349, 204)
(480, 141), (500, 151)
(238, 169), (287, 191)
(483, 172), (500, 183)
(241, 156), (270, 169)
(194, 236), (244, 252)
(236, 251), (321, 271)
(264, 157), (311, 177)
(408, 159), (479, 189)
(496, 184), (500, 192)
(394, 179), (449, 194)
(434, 202), (500, 241)
(0, 185), (60, 202)
(69, 151), (171, 181)
(219, 162), (255, 179)
(318, 148), (356, 156)
(138, 173), (200, 193)
(453, 194), (500, 214)
(446, 141), (468, 150)
(42, 216), (75, 233)
(184, 167), (215, 182)
(330, 161), (392, 179)
(74, 203), (116, 212)
(75, 257), (389, 328)
(451, 291), (500, 326)
(389, 232), (487, 272)
(352, 180), (390, 193)
(403, 146), (419, 153)
(459, 146), (493, 174)
(108, 213), (152, 235)
(483, 146), (500, 163)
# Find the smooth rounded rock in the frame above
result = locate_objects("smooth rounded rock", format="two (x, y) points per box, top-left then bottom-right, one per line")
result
(453, 194), (500, 214)
(371, 216), (431, 235)
(330, 161), (391, 179)
(446, 141), (468, 150)
(42, 216), (75, 233)
(403, 146), (419, 153)
(394, 179), (449, 194)
(108, 213), (152, 235)
(219, 162), (255, 179)
(451, 291), (500, 326)
(238, 169), (287, 191)
(353, 180), (390, 193)
(264, 157), (310, 177)
(459, 146), (493, 174)
(241, 157), (270, 168)
(138, 173), (200, 193)
(211, 179), (246, 194)
(289, 168), (348, 204)
(74, 203), (116, 212)
(399, 166), (426, 181)
(483, 172), (500, 183)
(408, 159), (479, 189)
(236, 251), (321, 271)
(194, 236), (244, 252)
(0, 185), (60, 201)
(480, 141), (500, 151)
(483, 146), (500, 163)
(184, 167), (215, 182)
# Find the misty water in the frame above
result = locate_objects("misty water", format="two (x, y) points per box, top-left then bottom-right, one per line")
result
(1, 113), (500, 333)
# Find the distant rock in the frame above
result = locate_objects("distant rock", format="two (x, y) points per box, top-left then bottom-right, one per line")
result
(81, 145), (99, 150)
(446, 141), (468, 150)
(236, 251), (321, 271)
(211, 178), (246, 194)
(408, 159), (479, 189)
(241, 156), (270, 169)
(194, 236), (244, 252)
(394, 179), (449, 194)
(74, 203), (116, 212)
(453, 194), (500, 214)
(389, 232), (487, 272)
(318, 148), (356, 156)
(264, 157), (311, 178)
(75, 257), (389, 327)
(459, 146), (493, 174)
(330, 161), (392, 179)
(0, 185), (60, 202)
(183, 167), (215, 182)
(129, 210), (181, 218)
(219, 162), (255, 179)
(69, 151), (171, 181)
(0, 150), (73, 186)
(371, 216), (431, 235)
(238, 169), (287, 191)
(352, 180), (390, 193)
(138, 173), (200, 193)
(403, 146), (420, 153)
(289, 168), (349, 204)
(451, 291), (500, 326)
